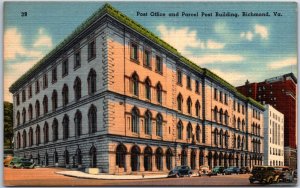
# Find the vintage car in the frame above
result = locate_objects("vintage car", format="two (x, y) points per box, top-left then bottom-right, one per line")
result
(240, 166), (251, 174)
(249, 166), (280, 184)
(9, 157), (35, 169)
(3, 155), (13, 167)
(211, 166), (225, 175)
(168, 165), (193, 178)
(224, 166), (241, 175)
(274, 166), (294, 182)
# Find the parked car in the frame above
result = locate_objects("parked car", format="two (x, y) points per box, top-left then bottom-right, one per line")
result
(9, 157), (35, 169)
(168, 165), (193, 178)
(240, 166), (251, 174)
(274, 166), (291, 182)
(224, 166), (240, 175)
(294, 169), (297, 178)
(198, 165), (211, 176)
(211, 166), (225, 175)
(4, 155), (13, 167)
(249, 166), (280, 184)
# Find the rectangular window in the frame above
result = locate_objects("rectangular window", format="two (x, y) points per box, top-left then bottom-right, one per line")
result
(130, 43), (138, 61)
(16, 94), (20, 106)
(43, 74), (48, 89)
(74, 50), (81, 69)
(242, 105), (245, 114)
(219, 91), (223, 102)
(88, 40), (96, 60)
(177, 70), (182, 85)
(195, 80), (199, 93)
(187, 76), (191, 89)
(62, 59), (68, 77)
(155, 56), (162, 73)
(22, 90), (26, 102)
(35, 80), (40, 94)
(238, 103), (240, 112)
(144, 50), (151, 67)
(28, 85), (32, 99)
(52, 67), (57, 83)
(233, 100), (236, 110)
(224, 94), (228, 104)
(214, 88), (218, 100)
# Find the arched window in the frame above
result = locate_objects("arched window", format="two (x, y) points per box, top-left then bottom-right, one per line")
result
(88, 69), (96, 95)
(88, 105), (97, 134)
(214, 128), (218, 145)
(145, 78), (151, 100)
(144, 110), (152, 135)
(177, 93), (183, 111)
(181, 149), (187, 166)
(242, 120), (245, 131)
(22, 130), (27, 148)
(187, 122), (192, 139)
(35, 125), (40, 145)
(155, 147), (163, 171)
(64, 150), (69, 166)
(62, 84), (69, 106)
(224, 111), (229, 125)
(156, 82), (162, 104)
(16, 111), (20, 126)
(62, 114), (69, 139)
(219, 129), (223, 147)
(131, 145), (140, 171)
(44, 122), (49, 143)
(214, 106), (218, 122)
(22, 108), (26, 124)
(156, 113), (163, 137)
(177, 121), (183, 139)
(89, 146), (97, 168)
(237, 118), (241, 130)
(29, 127), (33, 146)
(225, 131), (229, 148)
(54, 151), (58, 164)
(28, 104), (33, 120)
(52, 119), (58, 141)
(199, 150), (204, 166)
(195, 100), (200, 117)
(233, 134), (236, 148)
(166, 148), (173, 170)
(196, 124), (200, 142)
(144, 146), (152, 171)
(43, 95), (48, 114)
(17, 132), (21, 149)
(131, 73), (139, 96)
(241, 136), (245, 150)
(131, 107), (139, 133)
(116, 144), (127, 168)
(35, 100), (40, 118)
(74, 110), (82, 137)
(74, 77), (81, 100)
(52, 90), (58, 111)
(76, 148), (82, 166)
(237, 135), (241, 149)
(233, 116), (237, 128)
(219, 109), (223, 124)
(187, 97), (192, 115)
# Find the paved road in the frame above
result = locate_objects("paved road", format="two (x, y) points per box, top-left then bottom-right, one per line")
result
(3, 167), (297, 186)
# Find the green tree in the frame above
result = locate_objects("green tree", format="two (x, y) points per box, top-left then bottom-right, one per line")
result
(4, 101), (13, 148)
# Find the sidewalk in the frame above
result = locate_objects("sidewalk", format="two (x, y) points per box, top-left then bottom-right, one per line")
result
(56, 171), (168, 180)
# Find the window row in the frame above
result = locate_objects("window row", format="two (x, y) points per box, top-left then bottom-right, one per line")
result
(176, 70), (201, 94)
(233, 100), (245, 114)
(213, 106), (229, 125)
(214, 88), (228, 105)
(16, 105), (97, 148)
(251, 123), (261, 136)
(252, 138), (261, 153)
(176, 120), (205, 143)
(15, 69), (97, 126)
(232, 116), (246, 132)
(177, 94), (201, 117)
(213, 128), (230, 148)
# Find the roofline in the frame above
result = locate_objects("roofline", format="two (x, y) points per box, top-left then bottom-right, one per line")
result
(8, 3), (264, 110)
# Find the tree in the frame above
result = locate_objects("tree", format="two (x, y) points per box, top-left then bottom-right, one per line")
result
(4, 101), (13, 148)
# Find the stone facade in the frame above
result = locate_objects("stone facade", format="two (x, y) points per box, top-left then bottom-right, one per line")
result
(10, 4), (264, 174)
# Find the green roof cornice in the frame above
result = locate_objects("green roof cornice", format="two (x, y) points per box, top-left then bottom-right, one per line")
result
(9, 3), (263, 111)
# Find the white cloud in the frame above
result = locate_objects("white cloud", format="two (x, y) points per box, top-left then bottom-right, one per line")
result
(210, 69), (248, 86)
(4, 28), (27, 60)
(157, 24), (225, 54)
(189, 54), (245, 65)
(33, 28), (53, 48)
(255, 24), (268, 39)
(267, 57), (297, 70)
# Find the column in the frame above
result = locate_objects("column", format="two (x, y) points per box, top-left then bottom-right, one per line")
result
(140, 154), (145, 172)
(125, 153), (131, 174)
(152, 155), (157, 171)
(195, 150), (199, 170)
(163, 155), (167, 171)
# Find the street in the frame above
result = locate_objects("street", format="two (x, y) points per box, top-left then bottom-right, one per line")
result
(3, 167), (297, 186)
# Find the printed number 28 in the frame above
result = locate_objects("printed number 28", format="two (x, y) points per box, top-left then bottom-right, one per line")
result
(21, 12), (27, 17)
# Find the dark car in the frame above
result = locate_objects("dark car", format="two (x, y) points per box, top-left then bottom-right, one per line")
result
(249, 166), (280, 184)
(9, 157), (35, 169)
(224, 166), (241, 175)
(274, 166), (294, 182)
(211, 166), (225, 175)
(240, 166), (251, 174)
(168, 165), (193, 178)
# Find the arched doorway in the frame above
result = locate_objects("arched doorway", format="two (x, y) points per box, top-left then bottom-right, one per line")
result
(235, 154), (239, 168)
(89, 146), (97, 168)
(45, 152), (48, 166)
(208, 151), (212, 169)
(155, 147), (163, 171)
(144, 146), (152, 171)
(224, 153), (228, 168)
(181, 149), (187, 166)
(229, 153), (233, 166)
(131, 145), (140, 171)
(219, 152), (223, 167)
(76, 148), (82, 167)
(199, 150), (204, 166)
(116, 144), (127, 169)
(190, 149), (196, 170)
(166, 148), (173, 170)
(64, 150), (69, 166)
(213, 152), (218, 167)
(241, 154), (244, 167)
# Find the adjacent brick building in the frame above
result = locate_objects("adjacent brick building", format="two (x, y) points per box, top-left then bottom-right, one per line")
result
(237, 73), (297, 168)
(10, 4), (264, 174)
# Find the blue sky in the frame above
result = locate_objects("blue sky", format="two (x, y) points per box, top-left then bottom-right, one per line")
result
(4, 2), (297, 102)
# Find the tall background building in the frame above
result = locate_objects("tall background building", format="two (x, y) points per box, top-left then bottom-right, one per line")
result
(263, 105), (284, 166)
(237, 73), (297, 168)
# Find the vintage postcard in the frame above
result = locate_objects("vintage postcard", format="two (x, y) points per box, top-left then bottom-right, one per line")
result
(3, 1), (297, 186)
